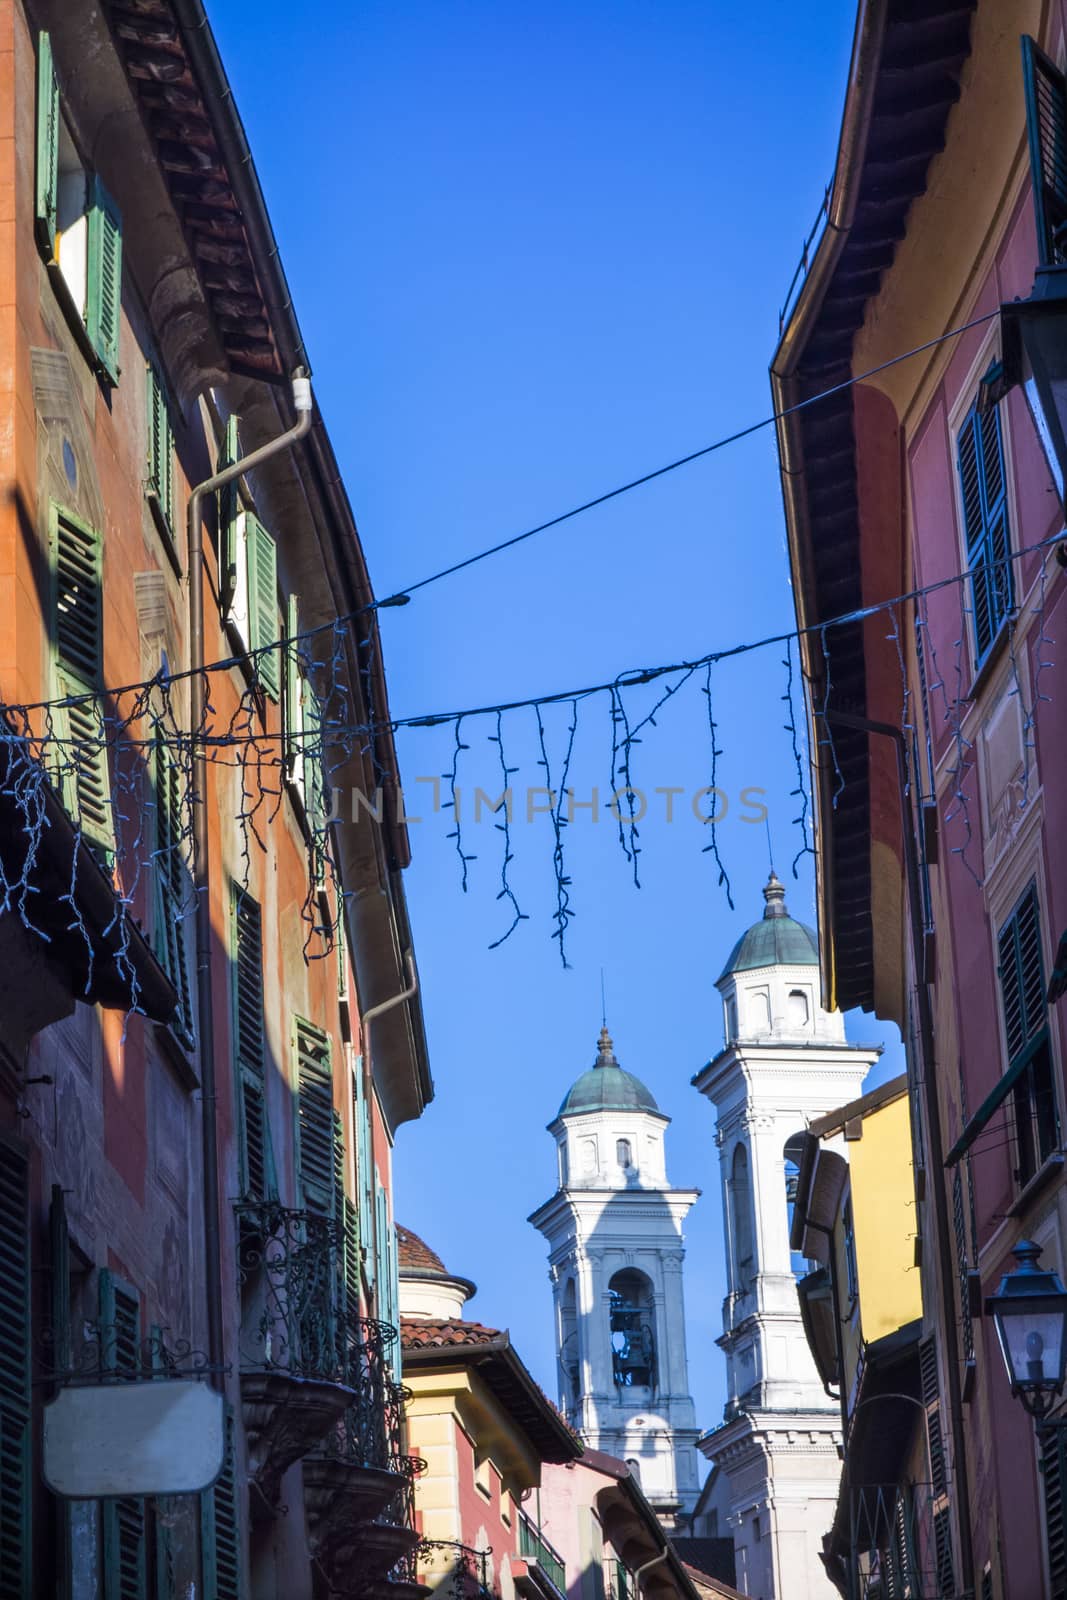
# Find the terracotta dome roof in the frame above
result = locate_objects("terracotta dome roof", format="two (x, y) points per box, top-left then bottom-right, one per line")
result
(396, 1225), (447, 1275)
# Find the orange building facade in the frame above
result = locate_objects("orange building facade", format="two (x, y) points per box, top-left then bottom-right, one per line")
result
(0, 2), (432, 1597)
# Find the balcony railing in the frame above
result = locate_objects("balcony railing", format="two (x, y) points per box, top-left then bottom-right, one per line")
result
(849, 1481), (951, 1600)
(518, 1513), (566, 1595)
(236, 1202), (346, 1381)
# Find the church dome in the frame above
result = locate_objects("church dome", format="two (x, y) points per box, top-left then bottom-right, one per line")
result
(557, 1028), (661, 1117)
(717, 872), (819, 983)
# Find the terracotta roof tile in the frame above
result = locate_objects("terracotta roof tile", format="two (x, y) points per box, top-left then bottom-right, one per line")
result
(396, 1225), (448, 1275)
(400, 1318), (503, 1350)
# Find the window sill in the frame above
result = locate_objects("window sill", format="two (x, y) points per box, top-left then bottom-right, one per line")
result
(43, 255), (114, 396)
(965, 613), (1014, 704)
(1007, 1152), (1064, 1218)
(146, 492), (182, 579)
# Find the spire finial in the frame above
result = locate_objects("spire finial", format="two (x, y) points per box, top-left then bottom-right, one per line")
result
(595, 1026), (617, 1067)
(763, 869), (787, 919)
(600, 967), (607, 1031)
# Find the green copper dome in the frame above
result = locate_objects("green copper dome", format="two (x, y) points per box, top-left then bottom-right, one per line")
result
(718, 872), (819, 982)
(557, 1028), (660, 1117)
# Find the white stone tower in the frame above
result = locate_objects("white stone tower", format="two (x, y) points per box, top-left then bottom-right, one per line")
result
(529, 1027), (701, 1525)
(693, 873), (879, 1599)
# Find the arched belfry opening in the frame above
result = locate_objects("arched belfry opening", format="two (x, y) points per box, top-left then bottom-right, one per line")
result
(608, 1268), (656, 1389)
(728, 1142), (755, 1291)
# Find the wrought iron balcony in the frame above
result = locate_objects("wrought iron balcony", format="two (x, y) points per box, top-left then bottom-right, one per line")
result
(311, 1451), (426, 1599)
(235, 1201), (347, 1382)
(518, 1512), (566, 1596)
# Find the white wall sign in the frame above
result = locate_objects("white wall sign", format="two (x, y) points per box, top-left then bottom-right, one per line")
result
(43, 1380), (225, 1498)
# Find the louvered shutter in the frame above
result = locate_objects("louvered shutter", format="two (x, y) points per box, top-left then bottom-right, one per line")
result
(918, 1334), (955, 1595)
(244, 515), (280, 700)
(284, 593), (303, 785)
(1023, 37), (1067, 268)
(957, 392), (1013, 664)
(153, 741), (195, 1046)
(200, 1404), (242, 1600)
(952, 1168), (974, 1363)
(145, 365), (175, 534)
(0, 1142), (30, 1599)
(86, 175), (123, 384)
(99, 1273), (145, 1600)
(999, 883), (1048, 1064)
(302, 677), (325, 831)
(52, 507), (113, 853)
(295, 1019), (334, 1216)
(35, 32), (59, 253)
(233, 892), (272, 1200)
(354, 1061), (374, 1291)
(50, 1184), (71, 1374)
(218, 415), (240, 619)
(343, 1194), (360, 1321)
(1041, 1424), (1067, 1596)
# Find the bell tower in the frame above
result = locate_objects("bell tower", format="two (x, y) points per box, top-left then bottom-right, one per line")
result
(529, 1026), (701, 1525)
(694, 873), (879, 1598)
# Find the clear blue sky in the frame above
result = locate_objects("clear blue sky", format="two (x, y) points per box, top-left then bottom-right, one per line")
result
(213, 0), (898, 1438)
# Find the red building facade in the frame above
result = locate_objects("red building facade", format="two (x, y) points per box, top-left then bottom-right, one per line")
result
(774, 2), (1067, 1595)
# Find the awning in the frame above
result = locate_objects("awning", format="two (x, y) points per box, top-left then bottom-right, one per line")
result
(944, 1033), (1047, 1165)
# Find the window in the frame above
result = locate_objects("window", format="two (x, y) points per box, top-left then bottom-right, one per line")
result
(843, 1196), (859, 1305)
(998, 882), (1058, 1187)
(284, 595), (326, 833)
(956, 376), (1013, 666)
(729, 1143), (755, 1290)
(750, 989), (771, 1034)
(375, 1178), (401, 1376)
(36, 33), (122, 384)
(616, 1138), (632, 1169)
(580, 1137), (598, 1176)
(99, 1271), (146, 1599)
(752, 1515), (761, 1542)
(1041, 1423), (1067, 1596)
(787, 989), (809, 1029)
(51, 504), (113, 854)
(608, 1270), (655, 1388)
(918, 1335), (955, 1594)
(232, 890), (274, 1200)
(145, 363), (177, 556)
(0, 1140), (31, 1596)
(153, 741), (196, 1047)
(1023, 36), (1067, 269)
(725, 994), (738, 1042)
(293, 1017), (335, 1217)
(227, 511), (280, 700)
(200, 1405), (243, 1600)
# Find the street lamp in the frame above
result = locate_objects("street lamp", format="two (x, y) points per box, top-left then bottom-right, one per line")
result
(1001, 271), (1067, 510)
(986, 1240), (1067, 1420)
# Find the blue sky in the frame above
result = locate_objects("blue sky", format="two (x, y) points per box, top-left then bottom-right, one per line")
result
(212, 0), (897, 1438)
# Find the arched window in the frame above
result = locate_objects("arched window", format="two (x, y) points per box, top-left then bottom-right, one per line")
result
(580, 1137), (598, 1175)
(729, 1144), (755, 1288)
(560, 1278), (579, 1403)
(788, 988), (810, 1029)
(750, 990), (771, 1034)
(616, 1138), (633, 1169)
(725, 995), (738, 1042)
(608, 1269), (655, 1388)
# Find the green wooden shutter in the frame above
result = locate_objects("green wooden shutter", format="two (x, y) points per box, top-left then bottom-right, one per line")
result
(1023, 36), (1067, 268)
(200, 1404), (242, 1600)
(154, 741), (195, 1045)
(957, 387), (1013, 664)
(145, 365), (175, 534)
(284, 593), (302, 781)
(0, 1141), (31, 1600)
(302, 677), (324, 830)
(1041, 1423), (1067, 1594)
(233, 891), (273, 1200)
(35, 32), (59, 253)
(218, 415), (240, 619)
(343, 1194), (360, 1321)
(918, 1334), (955, 1596)
(86, 175), (123, 384)
(52, 506), (113, 853)
(294, 1018), (334, 1215)
(375, 1177), (400, 1376)
(354, 1061), (374, 1291)
(999, 882), (1048, 1066)
(244, 515), (279, 700)
(99, 1273), (145, 1600)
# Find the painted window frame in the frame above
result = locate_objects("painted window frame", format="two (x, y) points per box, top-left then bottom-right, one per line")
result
(948, 330), (1020, 683)
(35, 32), (123, 386)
